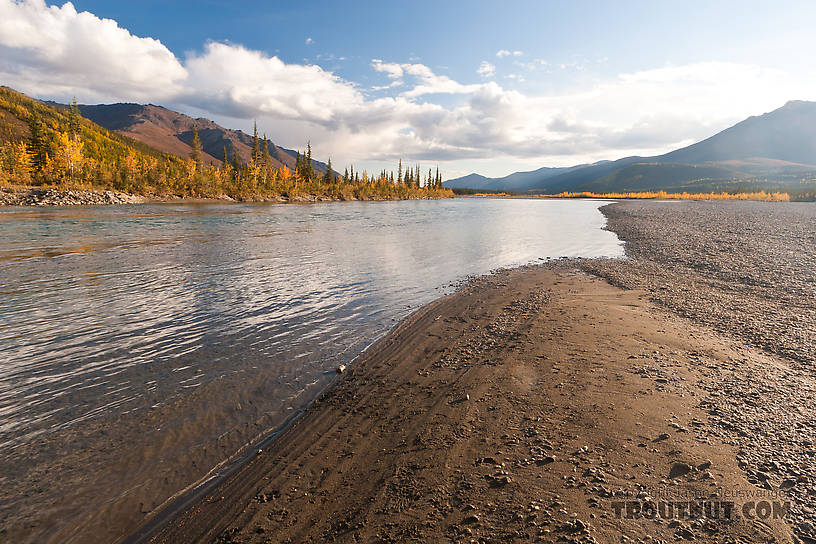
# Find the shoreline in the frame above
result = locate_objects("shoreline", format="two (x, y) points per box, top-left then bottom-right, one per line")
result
(0, 186), (452, 207)
(140, 260), (797, 543)
(120, 283), (457, 544)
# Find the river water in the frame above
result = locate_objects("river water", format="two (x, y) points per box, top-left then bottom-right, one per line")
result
(0, 197), (623, 543)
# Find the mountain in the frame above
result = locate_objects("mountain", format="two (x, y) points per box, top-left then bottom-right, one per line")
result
(660, 100), (816, 165)
(72, 103), (330, 174)
(444, 164), (592, 192)
(446, 100), (816, 193)
(443, 173), (492, 190)
(0, 86), (192, 189)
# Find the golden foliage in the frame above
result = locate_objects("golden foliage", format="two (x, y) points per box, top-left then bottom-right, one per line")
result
(542, 190), (791, 202)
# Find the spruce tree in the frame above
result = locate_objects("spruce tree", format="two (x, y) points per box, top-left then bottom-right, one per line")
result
(28, 115), (49, 174)
(222, 145), (229, 169)
(397, 159), (402, 184)
(306, 141), (314, 181)
(252, 121), (260, 165)
(190, 126), (203, 173)
(232, 143), (241, 172)
(68, 97), (81, 140)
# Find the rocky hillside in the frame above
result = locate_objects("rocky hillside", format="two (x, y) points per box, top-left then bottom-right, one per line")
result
(75, 103), (329, 173)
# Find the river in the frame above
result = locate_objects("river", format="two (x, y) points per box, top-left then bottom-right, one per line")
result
(0, 197), (623, 543)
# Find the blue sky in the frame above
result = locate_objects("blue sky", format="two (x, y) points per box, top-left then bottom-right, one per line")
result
(2, 0), (816, 177)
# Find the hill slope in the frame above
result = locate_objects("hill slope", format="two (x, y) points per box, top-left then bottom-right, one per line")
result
(446, 101), (816, 193)
(660, 100), (816, 165)
(0, 86), (191, 192)
(75, 103), (329, 174)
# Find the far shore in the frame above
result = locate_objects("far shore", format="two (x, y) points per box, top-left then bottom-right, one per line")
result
(3, 185), (810, 208)
(0, 186), (453, 207)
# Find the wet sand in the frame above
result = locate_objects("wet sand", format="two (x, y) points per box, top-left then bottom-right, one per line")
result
(145, 261), (799, 543)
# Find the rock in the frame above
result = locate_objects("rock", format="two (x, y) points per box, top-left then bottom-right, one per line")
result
(477, 457), (501, 466)
(697, 460), (712, 471)
(485, 473), (511, 487)
(675, 526), (695, 540)
(462, 514), (480, 524)
(669, 462), (693, 479)
(780, 478), (797, 489)
(656, 433), (670, 441)
(336, 365), (346, 374)
(535, 456), (556, 466)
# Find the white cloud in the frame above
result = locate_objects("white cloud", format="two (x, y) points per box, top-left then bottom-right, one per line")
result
(496, 49), (523, 58)
(2, 1), (815, 172)
(477, 61), (495, 78)
(0, 0), (186, 103)
(305, 37), (314, 45)
(183, 42), (362, 126)
(371, 58), (404, 80)
(371, 59), (482, 97)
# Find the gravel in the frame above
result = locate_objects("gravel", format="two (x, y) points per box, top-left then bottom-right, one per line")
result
(583, 200), (816, 542)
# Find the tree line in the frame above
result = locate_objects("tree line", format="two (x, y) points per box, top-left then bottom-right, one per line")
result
(0, 88), (452, 201)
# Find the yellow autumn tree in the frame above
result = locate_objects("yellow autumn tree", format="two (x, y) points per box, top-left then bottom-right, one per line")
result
(56, 131), (84, 181)
(14, 141), (34, 182)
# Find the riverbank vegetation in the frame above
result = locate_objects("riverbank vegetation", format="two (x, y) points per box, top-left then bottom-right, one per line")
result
(544, 190), (791, 201)
(0, 87), (452, 201)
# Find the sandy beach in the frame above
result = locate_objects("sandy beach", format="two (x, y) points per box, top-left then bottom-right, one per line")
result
(137, 257), (804, 541)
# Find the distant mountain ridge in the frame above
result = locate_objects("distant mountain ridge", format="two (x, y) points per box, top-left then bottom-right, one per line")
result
(62, 102), (329, 174)
(446, 100), (816, 194)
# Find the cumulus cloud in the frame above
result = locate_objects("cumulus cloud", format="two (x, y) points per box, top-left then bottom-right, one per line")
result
(476, 61), (495, 78)
(2, 0), (814, 171)
(183, 42), (362, 127)
(0, 0), (186, 102)
(305, 37), (313, 45)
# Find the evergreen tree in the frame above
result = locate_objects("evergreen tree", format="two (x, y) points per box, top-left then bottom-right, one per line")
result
(324, 157), (334, 184)
(190, 126), (203, 173)
(306, 141), (314, 181)
(68, 97), (81, 140)
(232, 143), (241, 172)
(397, 159), (403, 184)
(252, 121), (260, 165)
(28, 115), (49, 174)
(223, 146), (229, 168)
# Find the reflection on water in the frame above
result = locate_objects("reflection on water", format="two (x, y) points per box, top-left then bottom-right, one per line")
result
(0, 198), (622, 542)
